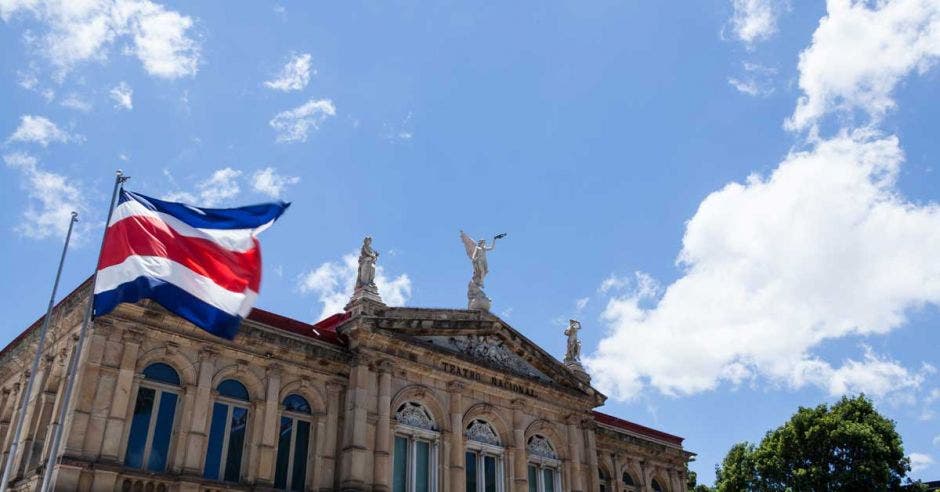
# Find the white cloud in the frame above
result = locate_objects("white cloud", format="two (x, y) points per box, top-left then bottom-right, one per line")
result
(110, 81), (133, 110)
(298, 252), (412, 321)
(7, 115), (79, 146)
(270, 98), (336, 143)
(933, 435), (940, 447)
(264, 53), (313, 92)
(586, 131), (940, 400)
(164, 167), (242, 206)
(3, 152), (88, 241)
(575, 297), (590, 311)
(60, 93), (92, 111)
(787, 0), (940, 131)
(729, 62), (776, 96)
(251, 167), (299, 198)
(728, 0), (780, 45)
(0, 0), (199, 79)
(910, 453), (934, 473)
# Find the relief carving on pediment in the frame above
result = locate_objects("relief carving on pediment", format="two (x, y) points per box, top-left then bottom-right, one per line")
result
(417, 334), (551, 382)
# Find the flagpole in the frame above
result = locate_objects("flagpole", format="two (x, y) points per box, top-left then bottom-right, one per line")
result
(0, 212), (79, 492)
(39, 171), (127, 492)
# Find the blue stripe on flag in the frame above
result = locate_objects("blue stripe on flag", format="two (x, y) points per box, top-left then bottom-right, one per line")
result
(121, 190), (290, 230)
(94, 276), (243, 339)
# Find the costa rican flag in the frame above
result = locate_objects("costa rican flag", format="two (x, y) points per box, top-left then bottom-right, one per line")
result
(93, 190), (289, 339)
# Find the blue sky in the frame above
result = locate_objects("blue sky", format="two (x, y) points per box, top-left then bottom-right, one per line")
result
(2, 0), (939, 485)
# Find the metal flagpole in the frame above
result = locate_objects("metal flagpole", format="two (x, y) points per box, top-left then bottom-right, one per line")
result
(0, 212), (79, 492)
(39, 170), (128, 492)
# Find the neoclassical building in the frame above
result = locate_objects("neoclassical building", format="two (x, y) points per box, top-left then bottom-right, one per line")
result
(0, 271), (693, 492)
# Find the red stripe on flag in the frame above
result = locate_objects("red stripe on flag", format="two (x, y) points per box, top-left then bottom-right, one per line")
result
(99, 215), (262, 293)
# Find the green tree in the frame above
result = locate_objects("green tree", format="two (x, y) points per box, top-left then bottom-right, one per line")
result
(715, 395), (916, 491)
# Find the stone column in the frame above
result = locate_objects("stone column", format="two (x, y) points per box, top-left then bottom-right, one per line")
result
(99, 330), (142, 462)
(318, 380), (344, 491)
(0, 388), (11, 448)
(182, 348), (216, 474)
(257, 364), (282, 484)
(566, 416), (584, 492)
(339, 354), (372, 491)
(446, 381), (466, 492)
(511, 399), (528, 492)
(584, 420), (599, 492)
(0, 382), (22, 469)
(372, 360), (393, 491)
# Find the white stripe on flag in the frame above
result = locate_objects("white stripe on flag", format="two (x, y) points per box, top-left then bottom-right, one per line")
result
(96, 255), (258, 317)
(109, 200), (274, 253)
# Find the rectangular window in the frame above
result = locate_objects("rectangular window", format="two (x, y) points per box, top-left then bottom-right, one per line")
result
(224, 406), (248, 482)
(415, 440), (430, 492)
(528, 465), (538, 492)
(483, 455), (496, 492)
(393, 436), (408, 492)
(542, 468), (555, 492)
(274, 417), (293, 489)
(291, 420), (310, 491)
(125, 387), (155, 469)
(146, 391), (177, 472)
(466, 451), (478, 492)
(203, 402), (229, 480)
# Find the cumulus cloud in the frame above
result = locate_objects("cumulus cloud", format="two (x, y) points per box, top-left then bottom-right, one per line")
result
(164, 167), (242, 206)
(728, 0), (781, 45)
(269, 98), (335, 143)
(7, 115), (79, 146)
(787, 0), (940, 131)
(298, 252), (412, 321)
(3, 152), (88, 241)
(910, 453), (934, 473)
(264, 53), (313, 92)
(251, 167), (299, 198)
(0, 0), (200, 79)
(110, 82), (133, 110)
(586, 131), (940, 400)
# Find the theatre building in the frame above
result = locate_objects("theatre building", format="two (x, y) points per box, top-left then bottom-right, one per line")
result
(0, 272), (693, 491)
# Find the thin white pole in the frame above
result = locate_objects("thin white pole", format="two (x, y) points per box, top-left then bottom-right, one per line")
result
(0, 212), (79, 492)
(39, 170), (127, 492)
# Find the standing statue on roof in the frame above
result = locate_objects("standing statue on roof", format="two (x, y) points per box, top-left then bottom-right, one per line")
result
(460, 230), (506, 311)
(564, 319), (582, 364)
(356, 236), (379, 289)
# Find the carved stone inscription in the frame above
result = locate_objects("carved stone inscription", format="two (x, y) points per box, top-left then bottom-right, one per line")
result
(442, 361), (537, 398)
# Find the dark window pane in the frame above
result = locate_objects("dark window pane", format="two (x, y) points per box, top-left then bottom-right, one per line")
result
(203, 402), (228, 480)
(146, 392), (177, 472)
(543, 469), (554, 492)
(274, 417), (293, 489)
(125, 387), (155, 469)
(484, 455), (496, 492)
(652, 479), (663, 492)
(143, 363), (180, 386)
(223, 406), (248, 482)
(217, 379), (250, 401)
(415, 440), (430, 492)
(282, 394), (311, 414)
(393, 436), (408, 492)
(623, 473), (635, 486)
(290, 420), (310, 491)
(527, 465), (538, 492)
(466, 452), (477, 492)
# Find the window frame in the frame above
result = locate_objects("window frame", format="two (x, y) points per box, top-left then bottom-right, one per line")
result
(465, 420), (505, 492)
(275, 395), (314, 491)
(392, 402), (440, 492)
(526, 435), (562, 492)
(204, 381), (251, 483)
(124, 364), (182, 472)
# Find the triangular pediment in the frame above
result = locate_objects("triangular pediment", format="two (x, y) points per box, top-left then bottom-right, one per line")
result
(366, 307), (602, 399)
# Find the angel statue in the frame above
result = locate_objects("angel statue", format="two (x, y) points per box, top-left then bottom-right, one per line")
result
(460, 231), (505, 285)
(356, 236), (379, 289)
(564, 319), (582, 364)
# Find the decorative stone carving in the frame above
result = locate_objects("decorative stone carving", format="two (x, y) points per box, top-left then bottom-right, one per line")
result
(347, 236), (385, 307)
(445, 335), (547, 381)
(460, 230), (506, 311)
(395, 402), (435, 431)
(564, 319), (590, 383)
(527, 435), (558, 460)
(466, 419), (500, 446)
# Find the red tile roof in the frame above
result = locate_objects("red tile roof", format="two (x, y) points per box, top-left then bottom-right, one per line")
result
(247, 309), (347, 346)
(592, 410), (684, 446)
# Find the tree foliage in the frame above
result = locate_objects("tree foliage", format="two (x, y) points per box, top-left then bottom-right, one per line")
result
(714, 395), (916, 491)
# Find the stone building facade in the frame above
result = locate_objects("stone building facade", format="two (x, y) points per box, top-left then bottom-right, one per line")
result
(0, 279), (692, 492)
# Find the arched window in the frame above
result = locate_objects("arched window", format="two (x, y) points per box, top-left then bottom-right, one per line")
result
(622, 471), (638, 491)
(203, 379), (250, 483)
(651, 478), (665, 492)
(598, 467), (611, 492)
(465, 419), (504, 492)
(392, 402), (439, 492)
(526, 435), (560, 492)
(125, 363), (181, 472)
(275, 394), (312, 491)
